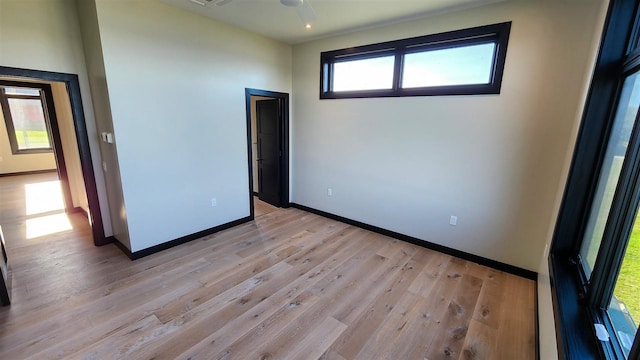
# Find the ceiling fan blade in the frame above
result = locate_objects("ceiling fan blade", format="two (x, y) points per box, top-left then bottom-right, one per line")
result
(215, 0), (233, 5)
(296, 0), (316, 23)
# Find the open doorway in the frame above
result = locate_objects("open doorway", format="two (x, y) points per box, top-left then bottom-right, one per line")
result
(0, 79), (77, 244)
(0, 66), (105, 246)
(0, 80), (74, 209)
(245, 88), (289, 218)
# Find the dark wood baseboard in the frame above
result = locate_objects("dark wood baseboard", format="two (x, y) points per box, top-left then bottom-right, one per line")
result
(110, 236), (130, 257)
(534, 281), (540, 360)
(0, 169), (57, 177)
(107, 201), (536, 279)
(290, 202), (537, 280)
(70, 207), (88, 217)
(113, 216), (254, 260)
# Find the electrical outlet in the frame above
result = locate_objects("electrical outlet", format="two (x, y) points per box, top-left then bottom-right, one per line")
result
(449, 215), (458, 226)
(327, 188), (333, 196)
(211, 198), (217, 207)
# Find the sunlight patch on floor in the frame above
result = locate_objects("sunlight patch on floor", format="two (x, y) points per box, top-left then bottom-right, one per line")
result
(24, 180), (72, 238)
(26, 213), (72, 239)
(25, 180), (65, 216)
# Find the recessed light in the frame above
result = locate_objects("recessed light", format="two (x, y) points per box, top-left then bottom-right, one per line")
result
(305, 23), (312, 29)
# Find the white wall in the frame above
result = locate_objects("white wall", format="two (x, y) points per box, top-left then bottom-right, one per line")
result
(0, 105), (56, 174)
(93, 0), (292, 252)
(0, 0), (113, 236)
(291, 0), (605, 272)
(76, 0), (130, 248)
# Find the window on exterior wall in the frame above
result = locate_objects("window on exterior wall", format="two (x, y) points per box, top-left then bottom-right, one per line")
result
(320, 22), (511, 99)
(332, 55), (395, 92)
(550, 1), (640, 359)
(401, 43), (496, 88)
(0, 85), (53, 154)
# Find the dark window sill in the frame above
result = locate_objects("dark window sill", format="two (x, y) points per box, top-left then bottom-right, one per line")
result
(12, 149), (53, 155)
(320, 84), (502, 100)
(550, 253), (603, 360)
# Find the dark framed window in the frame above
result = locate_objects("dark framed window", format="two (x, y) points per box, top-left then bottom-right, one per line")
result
(0, 84), (53, 154)
(320, 22), (511, 99)
(550, 1), (640, 359)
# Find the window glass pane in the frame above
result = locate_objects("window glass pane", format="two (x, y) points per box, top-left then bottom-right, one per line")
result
(580, 72), (640, 277)
(332, 56), (395, 92)
(402, 43), (495, 88)
(608, 208), (640, 358)
(3, 87), (40, 96)
(7, 98), (51, 150)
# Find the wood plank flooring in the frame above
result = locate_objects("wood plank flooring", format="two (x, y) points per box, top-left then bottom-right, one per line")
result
(0, 174), (536, 359)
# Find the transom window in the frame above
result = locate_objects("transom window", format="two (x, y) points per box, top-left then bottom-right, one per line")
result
(0, 85), (53, 154)
(320, 22), (511, 99)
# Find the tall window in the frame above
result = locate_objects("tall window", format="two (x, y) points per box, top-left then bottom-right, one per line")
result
(551, 1), (640, 359)
(0, 85), (53, 154)
(320, 22), (511, 99)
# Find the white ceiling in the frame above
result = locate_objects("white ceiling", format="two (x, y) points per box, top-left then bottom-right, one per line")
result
(159, 0), (502, 44)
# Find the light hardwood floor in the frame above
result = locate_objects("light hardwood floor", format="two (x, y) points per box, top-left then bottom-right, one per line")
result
(0, 174), (536, 359)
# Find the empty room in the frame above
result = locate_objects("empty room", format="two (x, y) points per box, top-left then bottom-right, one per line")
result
(1, 0), (638, 359)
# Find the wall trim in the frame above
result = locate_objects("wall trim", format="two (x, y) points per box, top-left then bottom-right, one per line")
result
(71, 206), (88, 217)
(535, 282), (540, 360)
(291, 202), (537, 280)
(0, 169), (57, 177)
(114, 216), (254, 260)
(109, 236), (128, 257)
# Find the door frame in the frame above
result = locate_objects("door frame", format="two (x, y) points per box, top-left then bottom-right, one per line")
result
(0, 66), (107, 246)
(245, 88), (290, 217)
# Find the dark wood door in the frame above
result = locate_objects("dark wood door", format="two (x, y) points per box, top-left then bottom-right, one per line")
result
(257, 99), (281, 207)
